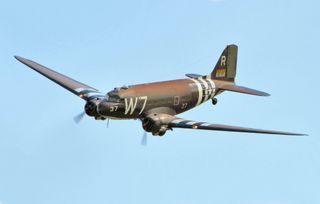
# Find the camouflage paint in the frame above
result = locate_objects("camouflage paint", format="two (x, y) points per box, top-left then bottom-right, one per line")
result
(15, 44), (306, 136)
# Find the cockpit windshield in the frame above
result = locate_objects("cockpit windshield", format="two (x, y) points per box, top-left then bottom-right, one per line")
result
(106, 88), (123, 103)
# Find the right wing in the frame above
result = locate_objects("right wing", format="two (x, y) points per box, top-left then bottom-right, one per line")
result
(15, 56), (104, 101)
(168, 118), (306, 136)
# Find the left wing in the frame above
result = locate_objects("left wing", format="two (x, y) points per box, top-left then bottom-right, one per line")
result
(15, 56), (104, 101)
(168, 118), (306, 136)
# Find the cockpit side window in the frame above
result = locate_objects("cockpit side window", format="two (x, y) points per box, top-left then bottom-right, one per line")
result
(107, 88), (125, 103)
(108, 95), (120, 102)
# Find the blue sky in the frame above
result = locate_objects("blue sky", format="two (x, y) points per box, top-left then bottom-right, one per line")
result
(0, 0), (319, 203)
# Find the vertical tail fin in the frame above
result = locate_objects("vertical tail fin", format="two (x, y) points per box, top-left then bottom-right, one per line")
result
(209, 44), (238, 81)
(207, 44), (269, 96)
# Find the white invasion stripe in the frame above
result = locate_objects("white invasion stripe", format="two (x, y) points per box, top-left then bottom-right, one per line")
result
(75, 87), (97, 93)
(201, 123), (211, 126)
(75, 87), (87, 92)
(207, 79), (216, 99)
(186, 121), (197, 125)
(171, 119), (184, 124)
(205, 78), (213, 99)
(190, 78), (203, 106)
(86, 92), (104, 97)
(198, 78), (209, 102)
(206, 74), (211, 79)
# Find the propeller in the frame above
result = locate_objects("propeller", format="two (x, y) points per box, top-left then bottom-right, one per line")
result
(73, 112), (85, 124)
(107, 119), (110, 128)
(141, 132), (148, 146)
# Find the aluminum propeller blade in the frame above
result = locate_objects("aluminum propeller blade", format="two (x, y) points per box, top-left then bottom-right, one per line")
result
(73, 112), (85, 124)
(141, 132), (148, 146)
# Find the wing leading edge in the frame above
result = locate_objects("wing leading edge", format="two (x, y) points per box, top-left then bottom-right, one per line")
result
(168, 118), (306, 136)
(15, 56), (104, 101)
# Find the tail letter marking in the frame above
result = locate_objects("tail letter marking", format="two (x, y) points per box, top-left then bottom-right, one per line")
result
(220, 56), (226, 66)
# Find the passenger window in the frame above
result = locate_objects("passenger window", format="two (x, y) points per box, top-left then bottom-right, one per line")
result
(174, 96), (180, 105)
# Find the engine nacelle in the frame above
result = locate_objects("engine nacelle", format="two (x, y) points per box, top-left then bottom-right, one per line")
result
(142, 114), (172, 136)
(84, 98), (105, 120)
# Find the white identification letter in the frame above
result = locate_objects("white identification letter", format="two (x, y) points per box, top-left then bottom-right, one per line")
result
(220, 56), (226, 66)
(138, 96), (148, 115)
(124, 97), (138, 115)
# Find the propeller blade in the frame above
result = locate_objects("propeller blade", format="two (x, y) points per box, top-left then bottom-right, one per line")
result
(107, 119), (110, 128)
(141, 132), (147, 146)
(74, 112), (85, 124)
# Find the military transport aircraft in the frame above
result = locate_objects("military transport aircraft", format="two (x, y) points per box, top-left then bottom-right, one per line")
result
(15, 44), (305, 139)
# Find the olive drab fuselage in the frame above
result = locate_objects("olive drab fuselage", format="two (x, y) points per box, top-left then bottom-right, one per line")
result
(97, 78), (217, 119)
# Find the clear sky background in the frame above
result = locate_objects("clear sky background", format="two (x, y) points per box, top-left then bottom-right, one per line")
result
(0, 0), (319, 204)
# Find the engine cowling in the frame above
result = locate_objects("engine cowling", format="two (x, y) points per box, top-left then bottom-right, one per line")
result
(84, 98), (105, 120)
(142, 114), (173, 136)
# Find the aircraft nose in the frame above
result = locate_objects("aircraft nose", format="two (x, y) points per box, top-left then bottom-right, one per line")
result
(97, 100), (124, 117)
(96, 100), (112, 115)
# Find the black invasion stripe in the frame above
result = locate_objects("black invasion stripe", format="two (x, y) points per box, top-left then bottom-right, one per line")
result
(196, 79), (206, 104)
(194, 122), (206, 126)
(178, 120), (194, 126)
(204, 78), (213, 99)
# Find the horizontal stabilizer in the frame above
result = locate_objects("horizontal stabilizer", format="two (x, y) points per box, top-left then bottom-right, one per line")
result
(220, 84), (270, 96)
(185, 73), (203, 78)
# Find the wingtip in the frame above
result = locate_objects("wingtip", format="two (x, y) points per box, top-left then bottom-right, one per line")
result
(256, 90), (270, 97)
(287, 132), (308, 136)
(14, 55), (24, 62)
(14, 56), (33, 66)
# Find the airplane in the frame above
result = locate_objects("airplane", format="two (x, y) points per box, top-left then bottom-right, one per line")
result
(15, 44), (306, 139)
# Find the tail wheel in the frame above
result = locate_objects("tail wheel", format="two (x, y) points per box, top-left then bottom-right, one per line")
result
(212, 98), (218, 105)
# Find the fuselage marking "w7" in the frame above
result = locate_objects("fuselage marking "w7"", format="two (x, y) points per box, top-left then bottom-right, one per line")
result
(124, 96), (148, 115)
